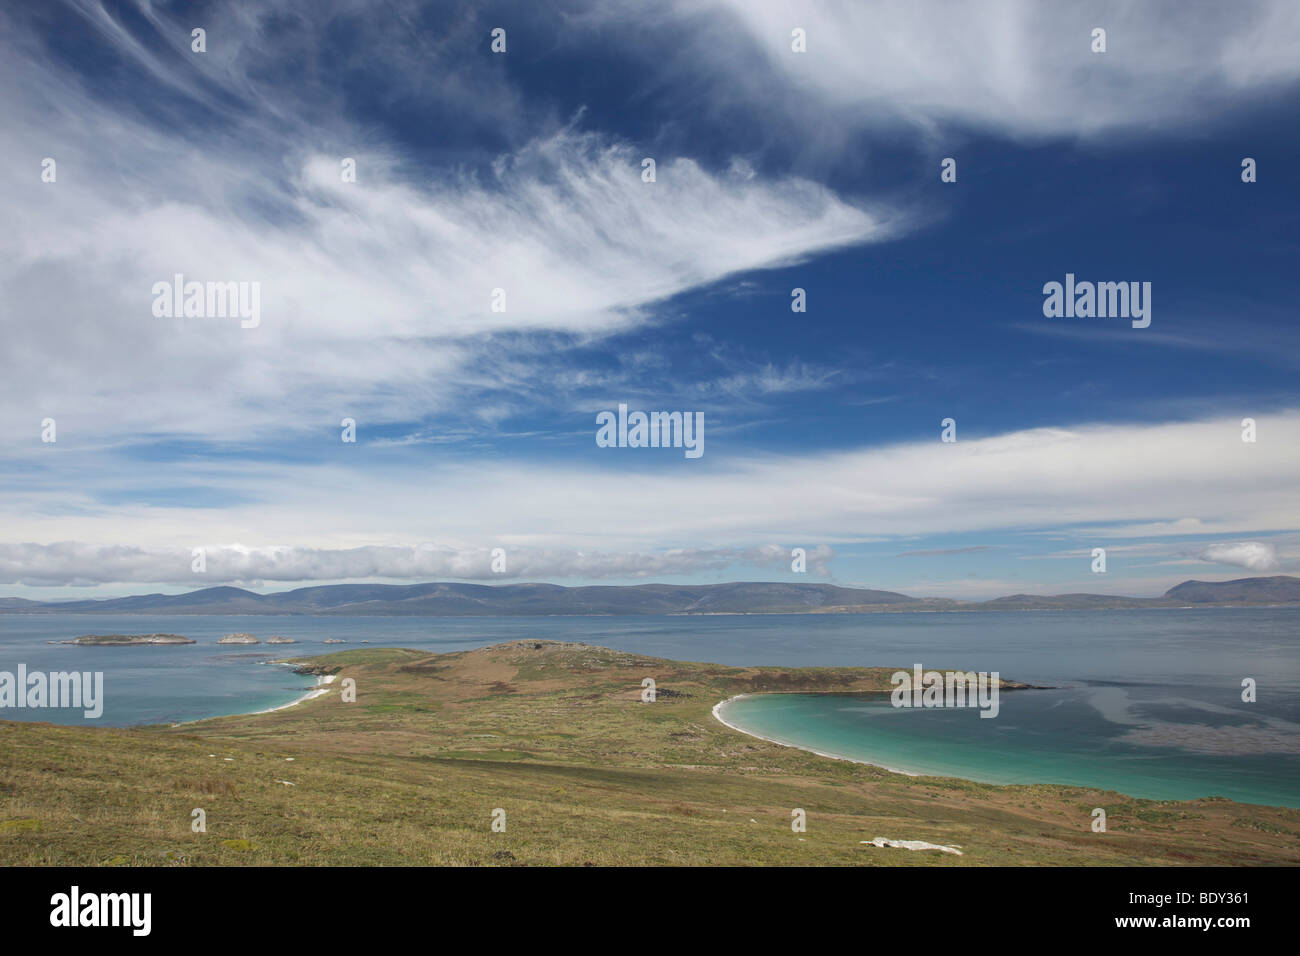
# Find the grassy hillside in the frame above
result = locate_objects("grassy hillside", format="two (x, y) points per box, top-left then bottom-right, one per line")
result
(1, 641), (1296, 866)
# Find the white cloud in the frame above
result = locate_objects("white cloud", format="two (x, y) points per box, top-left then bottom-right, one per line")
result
(0, 542), (833, 587)
(1194, 541), (1281, 572)
(2, 413), (1296, 585)
(698, 0), (1300, 138)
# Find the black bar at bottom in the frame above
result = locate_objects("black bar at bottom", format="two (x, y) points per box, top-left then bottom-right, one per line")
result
(0, 865), (1278, 942)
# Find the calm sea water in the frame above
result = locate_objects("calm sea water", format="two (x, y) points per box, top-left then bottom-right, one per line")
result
(1, 608), (1296, 805)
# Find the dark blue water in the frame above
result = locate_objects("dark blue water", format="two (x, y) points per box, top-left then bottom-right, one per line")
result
(1, 609), (1296, 805)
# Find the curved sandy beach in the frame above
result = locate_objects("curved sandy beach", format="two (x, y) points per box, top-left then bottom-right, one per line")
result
(249, 673), (338, 715)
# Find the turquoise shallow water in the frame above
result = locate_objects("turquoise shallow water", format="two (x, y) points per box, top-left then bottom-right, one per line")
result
(718, 688), (1300, 808)
(1, 607), (1297, 805)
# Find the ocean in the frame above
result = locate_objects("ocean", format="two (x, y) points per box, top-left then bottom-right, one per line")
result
(1, 608), (1296, 805)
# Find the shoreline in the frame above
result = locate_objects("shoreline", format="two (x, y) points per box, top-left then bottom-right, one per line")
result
(172, 672), (338, 726)
(247, 673), (338, 715)
(711, 693), (921, 777)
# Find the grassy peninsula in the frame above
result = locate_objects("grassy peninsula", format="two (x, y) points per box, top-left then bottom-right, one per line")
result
(1, 641), (1296, 866)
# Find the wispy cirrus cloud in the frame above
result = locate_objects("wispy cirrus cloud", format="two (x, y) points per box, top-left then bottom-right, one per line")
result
(684, 0), (1300, 139)
(0, 4), (903, 450)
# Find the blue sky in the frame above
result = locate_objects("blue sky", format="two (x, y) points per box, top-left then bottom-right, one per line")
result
(1, 0), (1298, 599)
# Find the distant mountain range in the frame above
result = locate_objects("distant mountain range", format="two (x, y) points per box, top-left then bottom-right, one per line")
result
(1, 576), (1297, 616)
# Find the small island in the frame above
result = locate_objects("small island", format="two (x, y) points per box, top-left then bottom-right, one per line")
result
(217, 633), (260, 645)
(322, 638), (347, 644)
(63, 633), (196, 646)
(265, 636), (296, 644)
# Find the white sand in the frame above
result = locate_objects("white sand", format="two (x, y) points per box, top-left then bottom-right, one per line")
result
(248, 673), (338, 715)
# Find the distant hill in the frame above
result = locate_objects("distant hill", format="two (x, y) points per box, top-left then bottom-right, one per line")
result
(1, 581), (919, 616)
(3, 576), (1297, 616)
(1163, 575), (1300, 604)
(976, 592), (1160, 610)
